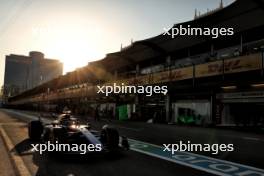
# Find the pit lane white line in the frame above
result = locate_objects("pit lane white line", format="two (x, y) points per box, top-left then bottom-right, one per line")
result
(220, 134), (263, 142)
(2, 109), (52, 124)
(0, 125), (31, 176)
(242, 137), (262, 141)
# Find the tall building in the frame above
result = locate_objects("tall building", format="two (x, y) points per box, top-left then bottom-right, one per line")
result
(3, 51), (63, 97)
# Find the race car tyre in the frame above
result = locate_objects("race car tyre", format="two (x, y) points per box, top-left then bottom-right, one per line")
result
(101, 125), (119, 149)
(28, 120), (43, 141)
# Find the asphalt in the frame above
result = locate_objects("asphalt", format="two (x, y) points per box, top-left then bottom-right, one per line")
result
(0, 109), (214, 176)
(0, 108), (264, 176)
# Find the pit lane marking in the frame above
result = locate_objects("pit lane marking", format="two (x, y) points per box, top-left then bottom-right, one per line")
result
(220, 134), (264, 142)
(128, 139), (264, 176)
(1, 109), (51, 124)
(0, 122), (27, 126)
(242, 137), (262, 141)
(0, 126), (31, 176)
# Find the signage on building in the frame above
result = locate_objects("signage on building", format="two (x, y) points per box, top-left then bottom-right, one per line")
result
(121, 53), (261, 85)
(93, 54), (262, 88)
(149, 67), (193, 84)
(170, 67), (193, 81)
(151, 70), (170, 84)
(195, 53), (261, 78)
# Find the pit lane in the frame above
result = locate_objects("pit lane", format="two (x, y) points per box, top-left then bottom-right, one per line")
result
(0, 109), (263, 176)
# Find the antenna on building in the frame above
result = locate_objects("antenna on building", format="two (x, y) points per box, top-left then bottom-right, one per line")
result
(194, 8), (197, 19)
(121, 43), (123, 51)
(131, 38), (133, 44)
(220, 0), (223, 8)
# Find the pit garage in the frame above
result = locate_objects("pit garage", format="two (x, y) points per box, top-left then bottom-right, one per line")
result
(171, 100), (212, 126)
(216, 91), (264, 126)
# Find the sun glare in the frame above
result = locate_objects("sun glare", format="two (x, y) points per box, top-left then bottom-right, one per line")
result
(52, 39), (103, 74)
(34, 23), (106, 74)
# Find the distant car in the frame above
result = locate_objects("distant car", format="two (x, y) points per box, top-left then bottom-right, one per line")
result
(28, 113), (129, 154)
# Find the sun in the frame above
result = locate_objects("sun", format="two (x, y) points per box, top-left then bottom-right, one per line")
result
(50, 37), (105, 74)
(55, 39), (104, 74)
(38, 24), (105, 74)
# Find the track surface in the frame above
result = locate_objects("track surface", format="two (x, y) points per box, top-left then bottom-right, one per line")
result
(0, 109), (263, 176)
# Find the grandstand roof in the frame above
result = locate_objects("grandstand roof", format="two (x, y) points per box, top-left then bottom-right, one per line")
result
(90, 0), (264, 71)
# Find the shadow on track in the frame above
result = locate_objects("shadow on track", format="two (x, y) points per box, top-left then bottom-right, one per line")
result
(12, 138), (127, 176)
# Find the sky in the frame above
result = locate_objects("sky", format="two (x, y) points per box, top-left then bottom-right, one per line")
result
(0, 0), (234, 86)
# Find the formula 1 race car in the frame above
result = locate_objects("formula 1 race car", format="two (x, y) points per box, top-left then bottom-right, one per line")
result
(28, 113), (129, 154)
